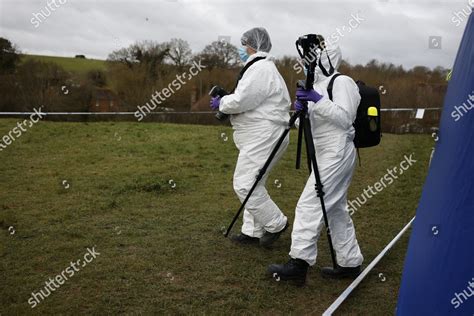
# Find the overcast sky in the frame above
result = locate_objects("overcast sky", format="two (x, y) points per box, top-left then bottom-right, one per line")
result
(0, 0), (472, 69)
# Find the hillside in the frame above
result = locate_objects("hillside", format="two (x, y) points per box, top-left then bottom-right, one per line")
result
(21, 54), (107, 74)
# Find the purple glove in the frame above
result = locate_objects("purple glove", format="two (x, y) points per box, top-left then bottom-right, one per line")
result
(210, 96), (221, 110)
(294, 100), (308, 112)
(296, 87), (323, 103)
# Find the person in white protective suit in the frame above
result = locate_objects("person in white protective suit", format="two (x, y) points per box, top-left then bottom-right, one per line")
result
(268, 38), (364, 283)
(209, 27), (291, 247)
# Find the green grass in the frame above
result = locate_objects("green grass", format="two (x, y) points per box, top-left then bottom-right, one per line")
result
(0, 120), (432, 315)
(21, 54), (107, 74)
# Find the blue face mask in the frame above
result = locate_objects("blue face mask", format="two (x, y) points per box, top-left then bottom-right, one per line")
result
(238, 47), (249, 62)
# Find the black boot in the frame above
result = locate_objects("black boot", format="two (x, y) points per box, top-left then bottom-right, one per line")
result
(260, 222), (290, 248)
(230, 233), (259, 245)
(320, 265), (361, 279)
(267, 258), (309, 286)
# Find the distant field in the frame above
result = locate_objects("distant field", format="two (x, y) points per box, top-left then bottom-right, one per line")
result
(21, 54), (107, 74)
(0, 121), (432, 314)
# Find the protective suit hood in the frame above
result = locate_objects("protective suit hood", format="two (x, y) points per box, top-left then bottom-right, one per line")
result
(315, 42), (342, 82)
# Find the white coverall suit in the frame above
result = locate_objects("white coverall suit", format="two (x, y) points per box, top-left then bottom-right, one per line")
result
(220, 52), (290, 238)
(289, 45), (364, 267)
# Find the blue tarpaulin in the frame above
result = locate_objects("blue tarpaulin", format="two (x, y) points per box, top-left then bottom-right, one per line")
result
(397, 15), (474, 315)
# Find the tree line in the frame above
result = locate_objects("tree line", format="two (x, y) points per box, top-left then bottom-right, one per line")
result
(0, 37), (449, 114)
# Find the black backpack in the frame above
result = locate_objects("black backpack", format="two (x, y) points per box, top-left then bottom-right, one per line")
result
(327, 74), (382, 148)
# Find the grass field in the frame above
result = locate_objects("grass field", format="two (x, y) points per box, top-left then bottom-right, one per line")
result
(21, 54), (107, 74)
(0, 120), (432, 315)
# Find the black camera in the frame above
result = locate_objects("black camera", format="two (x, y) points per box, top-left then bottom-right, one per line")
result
(295, 34), (325, 90)
(209, 85), (230, 121)
(296, 34), (325, 53)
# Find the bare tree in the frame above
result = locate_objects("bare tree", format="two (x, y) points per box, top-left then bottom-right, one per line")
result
(107, 41), (170, 68)
(107, 41), (171, 81)
(196, 41), (239, 70)
(107, 47), (137, 67)
(166, 38), (192, 69)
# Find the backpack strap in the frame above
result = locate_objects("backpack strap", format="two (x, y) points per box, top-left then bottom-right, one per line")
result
(232, 56), (266, 92)
(357, 148), (361, 167)
(326, 73), (342, 101)
(327, 73), (363, 166)
(318, 48), (335, 77)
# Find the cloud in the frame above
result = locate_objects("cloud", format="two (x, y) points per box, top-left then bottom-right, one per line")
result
(0, 0), (469, 68)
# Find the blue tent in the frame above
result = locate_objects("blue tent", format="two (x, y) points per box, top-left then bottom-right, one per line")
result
(397, 15), (474, 315)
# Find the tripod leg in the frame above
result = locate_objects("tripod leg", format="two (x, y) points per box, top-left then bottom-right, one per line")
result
(302, 123), (313, 174)
(302, 114), (338, 269)
(296, 118), (304, 170)
(225, 112), (301, 237)
(296, 115), (312, 172)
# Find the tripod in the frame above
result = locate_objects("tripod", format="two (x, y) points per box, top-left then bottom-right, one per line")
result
(295, 109), (338, 269)
(224, 106), (338, 269)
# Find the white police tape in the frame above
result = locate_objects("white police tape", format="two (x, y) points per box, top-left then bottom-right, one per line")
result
(0, 111), (215, 115)
(0, 108), (442, 116)
(322, 216), (416, 316)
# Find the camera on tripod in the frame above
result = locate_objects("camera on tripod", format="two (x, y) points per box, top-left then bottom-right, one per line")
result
(209, 85), (230, 121)
(295, 34), (325, 90)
